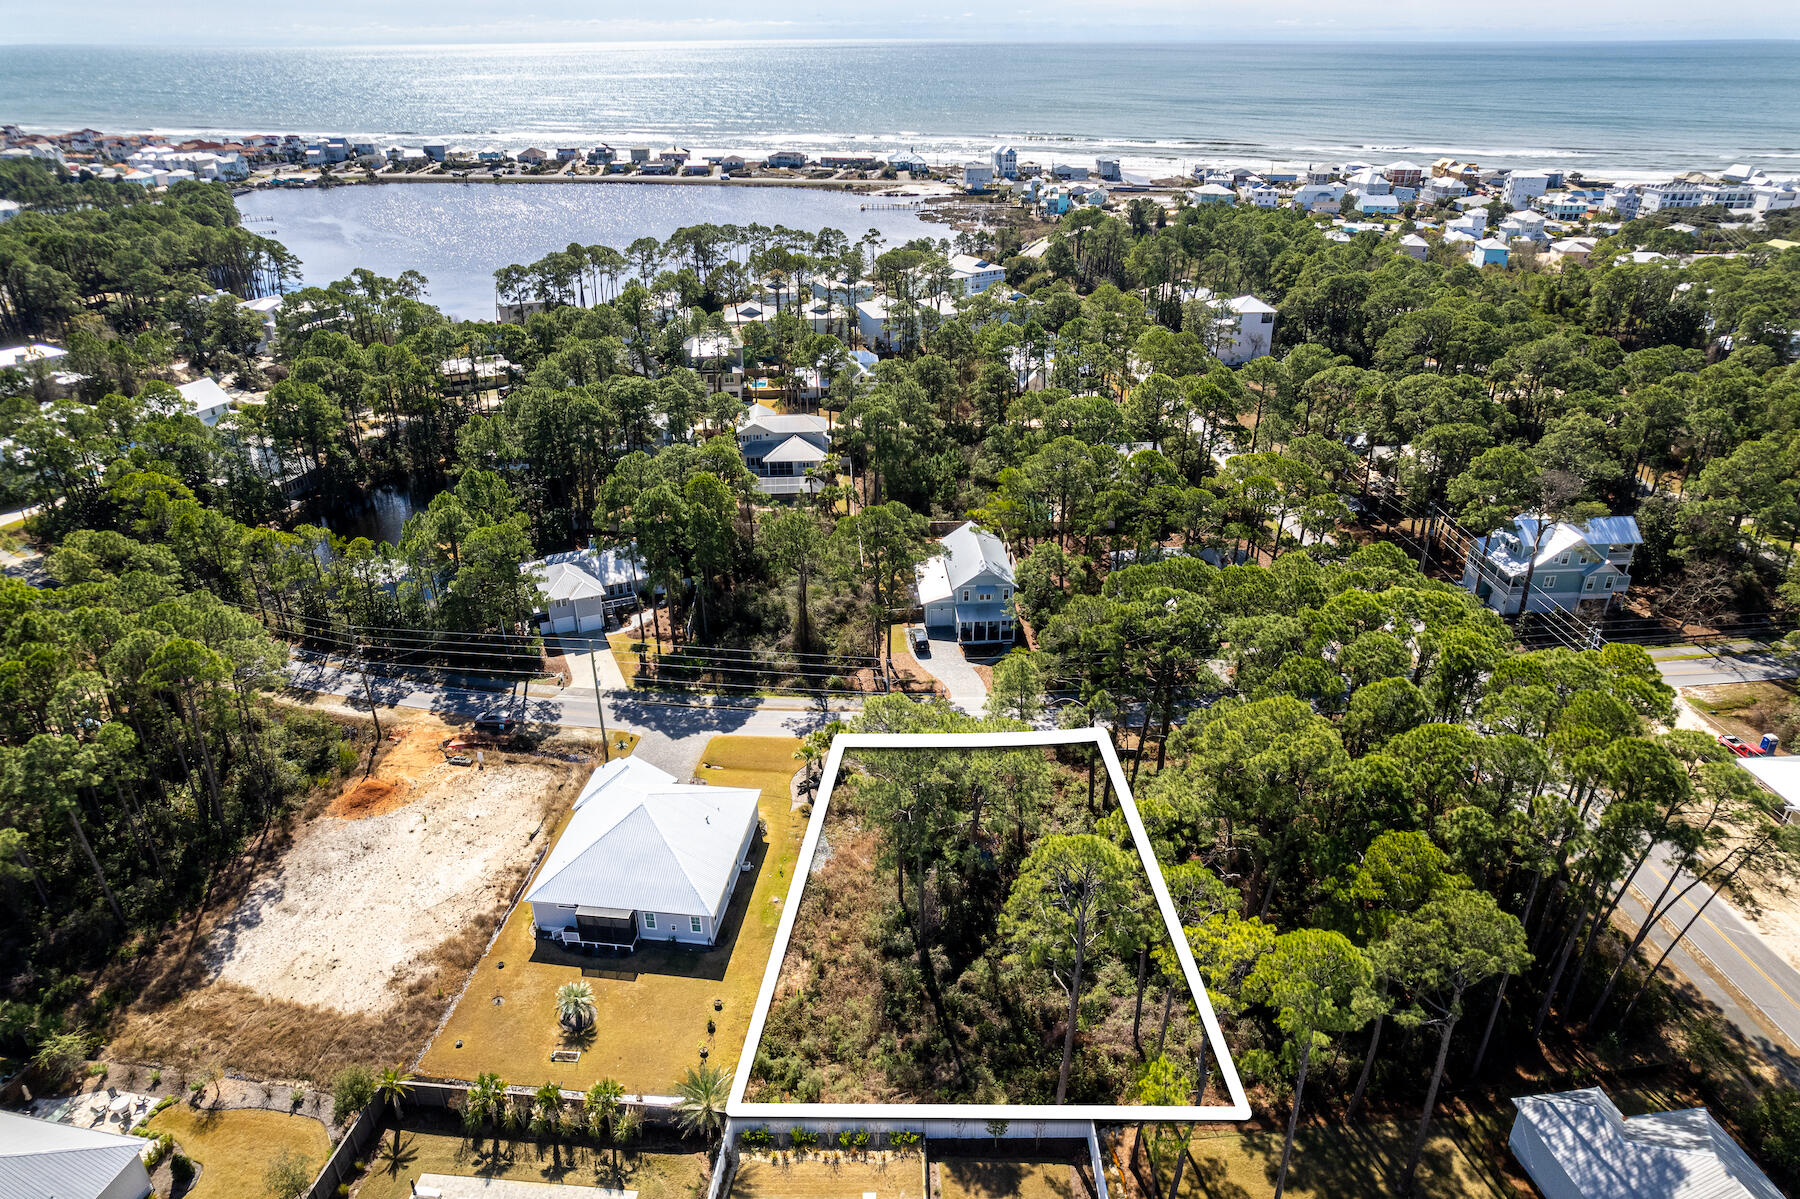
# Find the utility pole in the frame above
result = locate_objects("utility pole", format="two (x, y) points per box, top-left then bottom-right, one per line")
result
(355, 650), (382, 778)
(587, 626), (611, 763)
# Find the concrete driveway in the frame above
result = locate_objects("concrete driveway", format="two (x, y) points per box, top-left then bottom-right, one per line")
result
(910, 631), (989, 715)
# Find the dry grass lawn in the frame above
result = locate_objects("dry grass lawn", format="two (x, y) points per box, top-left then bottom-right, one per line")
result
(940, 1158), (1081, 1199)
(733, 1153), (927, 1199)
(355, 1123), (709, 1199)
(417, 735), (803, 1096)
(146, 1104), (331, 1199)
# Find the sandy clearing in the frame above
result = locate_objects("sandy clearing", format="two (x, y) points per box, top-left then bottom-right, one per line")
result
(202, 759), (561, 1016)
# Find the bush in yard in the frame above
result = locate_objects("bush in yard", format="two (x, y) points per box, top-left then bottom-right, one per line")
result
(739, 1126), (773, 1150)
(169, 1153), (195, 1186)
(30, 1031), (91, 1086)
(264, 1147), (313, 1199)
(790, 1127), (818, 1148)
(889, 1130), (921, 1149)
(1753, 1087), (1800, 1183)
(331, 1064), (375, 1124)
(837, 1128), (868, 1151)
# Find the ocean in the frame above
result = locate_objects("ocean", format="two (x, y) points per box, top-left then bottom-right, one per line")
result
(236, 183), (941, 320)
(4, 40), (1799, 181)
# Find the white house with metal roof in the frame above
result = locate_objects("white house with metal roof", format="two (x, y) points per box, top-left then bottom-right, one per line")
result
(737, 402), (831, 496)
(0, 1109), (153, 1199)
(1461, 514), (1641, 616)
(916, 521), (1017, 645)
(174, 377), (233, 426)
(525, 757), (761, 950)
(1509, 1088), (1782, 1199)
(525, 542), (646, 634)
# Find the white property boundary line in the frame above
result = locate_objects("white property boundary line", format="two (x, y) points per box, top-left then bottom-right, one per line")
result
(727, 727), (1252, 1123)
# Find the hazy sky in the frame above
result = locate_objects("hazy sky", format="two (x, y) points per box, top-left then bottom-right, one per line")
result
(1, 0), (1792, 44)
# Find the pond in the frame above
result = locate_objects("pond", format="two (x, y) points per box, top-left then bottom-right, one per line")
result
(239, 181), (941, 321)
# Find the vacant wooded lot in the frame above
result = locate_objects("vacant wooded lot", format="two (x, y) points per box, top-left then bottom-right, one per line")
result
(746, 724), (1217, 1107)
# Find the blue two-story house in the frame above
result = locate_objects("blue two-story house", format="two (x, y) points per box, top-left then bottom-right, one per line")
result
(1461, 514), (1642, 616)
(736, 403), (830, 497)
(916, 521), (1018, 645)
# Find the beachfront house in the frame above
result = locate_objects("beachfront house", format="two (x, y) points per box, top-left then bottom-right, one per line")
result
(586, 144), (617, 166)
(1509, 1088), (1782, 1199)
(1470, 237), (1511, 268)
(1460, 514), (1641, 616)
(525, 758), (761, 951)
(0, 1109), (154, 1199)
(1293, 181), (1347, 211)
(916, 521), (1017, 646)
(1502, 170), (1551, 209)
(1096, 157), (1122, 182)
(659, 146), (691, 166)
(991, 144), (1018, 179)
(525, 542), (646, 635)
(737, 403), (831, 496)
(1640, 180), (1703, 213)
(176, 377), (233, 426)
(517, 147), (548, 165)
(764, 150), (808, 169)
(962, 161), (994, 191)
(1239, 183), (1279, 208)
(1383, 160), (1424, 189)
(887, 149), (929, 174)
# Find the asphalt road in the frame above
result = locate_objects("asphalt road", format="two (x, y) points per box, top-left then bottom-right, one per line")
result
(284, 648), (842, 777)
(1649, 642), (1799, 688)
(1618, 844), (1800, 1079)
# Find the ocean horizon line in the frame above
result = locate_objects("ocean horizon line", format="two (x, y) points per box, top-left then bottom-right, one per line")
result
(5, 35), (1798, 51)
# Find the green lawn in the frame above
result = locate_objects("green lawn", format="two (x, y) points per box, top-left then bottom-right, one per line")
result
(356, 1123), (709, 1199)
(418, 735), (802, 1096)
(145, 1104), (331, 1199)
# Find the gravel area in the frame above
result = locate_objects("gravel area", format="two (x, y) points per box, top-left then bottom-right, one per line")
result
(202, 759), (562, 1015)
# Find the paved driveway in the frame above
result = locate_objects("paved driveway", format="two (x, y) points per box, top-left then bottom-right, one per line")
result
(910, 631), (989, 715)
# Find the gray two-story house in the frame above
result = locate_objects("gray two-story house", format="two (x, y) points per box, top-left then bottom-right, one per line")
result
(736, 402), (830, 497)
(917, 521), (1018, 644)
(1462, 514), (1641, 616)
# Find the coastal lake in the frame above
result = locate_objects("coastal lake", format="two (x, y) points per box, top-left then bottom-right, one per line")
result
(238, 182), (941, 321)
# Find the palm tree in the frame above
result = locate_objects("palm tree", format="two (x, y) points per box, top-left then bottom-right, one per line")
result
(673, 1063), (731, 1144)
(464, 1072), (507, 1145)
(585, 1077), (623, 1142)
(555, 980), (596, 1033)
(374, 1066), (414, 1154)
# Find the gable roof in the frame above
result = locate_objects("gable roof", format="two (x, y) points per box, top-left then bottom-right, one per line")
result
(762, 434), (829, 465)
(938, 521), (1015, 590)
(738, 406), (830, 439)
(1512, 1088), (1782, 1199)
(526, 545), (644, 602)
(0, 1110), (150, 1199)
(525, 757), (760, 918)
